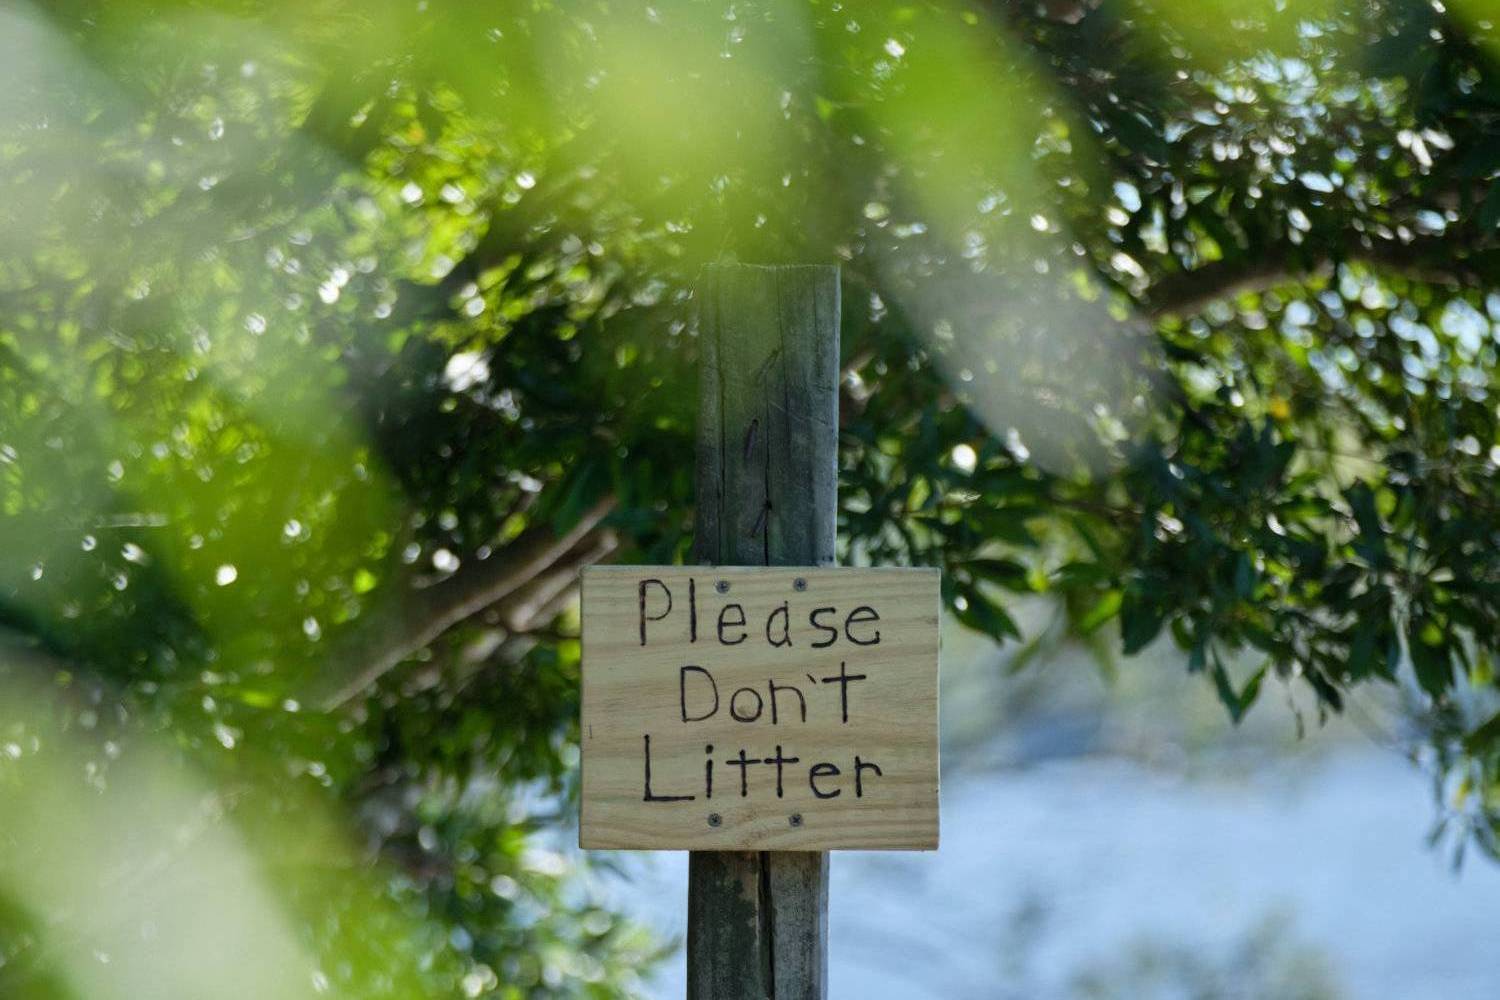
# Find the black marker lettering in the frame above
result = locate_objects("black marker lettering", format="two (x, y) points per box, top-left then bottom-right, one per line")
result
(680, 666), (719, 722)
(766, 601), (792, 648)
(643, 734), (694, 802)
(768, 679), (807, 725)
(768, 744), (800, 798)
(808, 762), (842, 799)
(820, 660), (869, 723)
(689, 577), (698, 643)
(808, 606), (839, 648)
(638, 579), (672, 646)
(845, 605), (882, 646)
(729, 686), (764, 723)
(725, 749), (764, 797)
(717, 603), (747, 645)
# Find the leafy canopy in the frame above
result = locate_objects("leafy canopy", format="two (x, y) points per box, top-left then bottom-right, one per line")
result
(4, 0), (1500, 994)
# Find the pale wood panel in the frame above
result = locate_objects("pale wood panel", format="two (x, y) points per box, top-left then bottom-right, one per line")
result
(580, 565), (940, 851)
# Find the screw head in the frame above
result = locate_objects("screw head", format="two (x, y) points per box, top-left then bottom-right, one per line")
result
(793, 577), (807, 592)
(707, 813), (722, 827)
(715, 580), (730, 594)
(788, 813), (803, 827)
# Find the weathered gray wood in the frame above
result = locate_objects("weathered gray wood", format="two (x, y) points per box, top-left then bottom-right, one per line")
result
(689, 264), (839, 1000)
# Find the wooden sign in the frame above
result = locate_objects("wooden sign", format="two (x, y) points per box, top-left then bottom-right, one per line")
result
(579, 566), (939, 851)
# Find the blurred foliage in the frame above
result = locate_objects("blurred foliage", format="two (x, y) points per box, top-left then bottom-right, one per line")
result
(1069, 915), (1343, 1000)
(5, 0), (1500, 993)
(991, 898), (1343, 1000)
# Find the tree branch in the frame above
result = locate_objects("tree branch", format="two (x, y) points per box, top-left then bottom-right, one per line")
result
(310, 495), (616, 709)
(494, 528), (618, 633)
(1142, 236), (1492, 320)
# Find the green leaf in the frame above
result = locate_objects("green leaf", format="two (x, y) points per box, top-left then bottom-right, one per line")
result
(554, 456), (610, 533)
(966, 557), (1031, 591)
(1480, 178), (1500, 231)
(1344, 482), (1387, 564)
(1119, 584), (1166, 654)
(1233, 552), (1256, 599)
(1457, 135), (1500, 178)
(953, 586), (1020, 640)
(1109, 109), (1170, 162)
(1408, 614), (1454, 698)
(1210, 659), (1267, 724)
(1464, 710), (1500, 755)
(1076, 589), (1122, 634)
(970, 505), (1040, 547)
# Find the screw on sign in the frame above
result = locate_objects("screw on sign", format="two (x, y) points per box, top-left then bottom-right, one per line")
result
(576, 266), (941, 1000)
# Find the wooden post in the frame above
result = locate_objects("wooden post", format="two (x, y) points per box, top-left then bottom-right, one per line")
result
(689, 264), (839, 1000)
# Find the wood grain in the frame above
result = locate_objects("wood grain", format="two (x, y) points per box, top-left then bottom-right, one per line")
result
(580, 566), (939, 850)
(686, 263), (838, 999)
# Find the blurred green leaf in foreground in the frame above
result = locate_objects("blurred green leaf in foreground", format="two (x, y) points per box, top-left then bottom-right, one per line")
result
(6, 0), (1500, 992)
